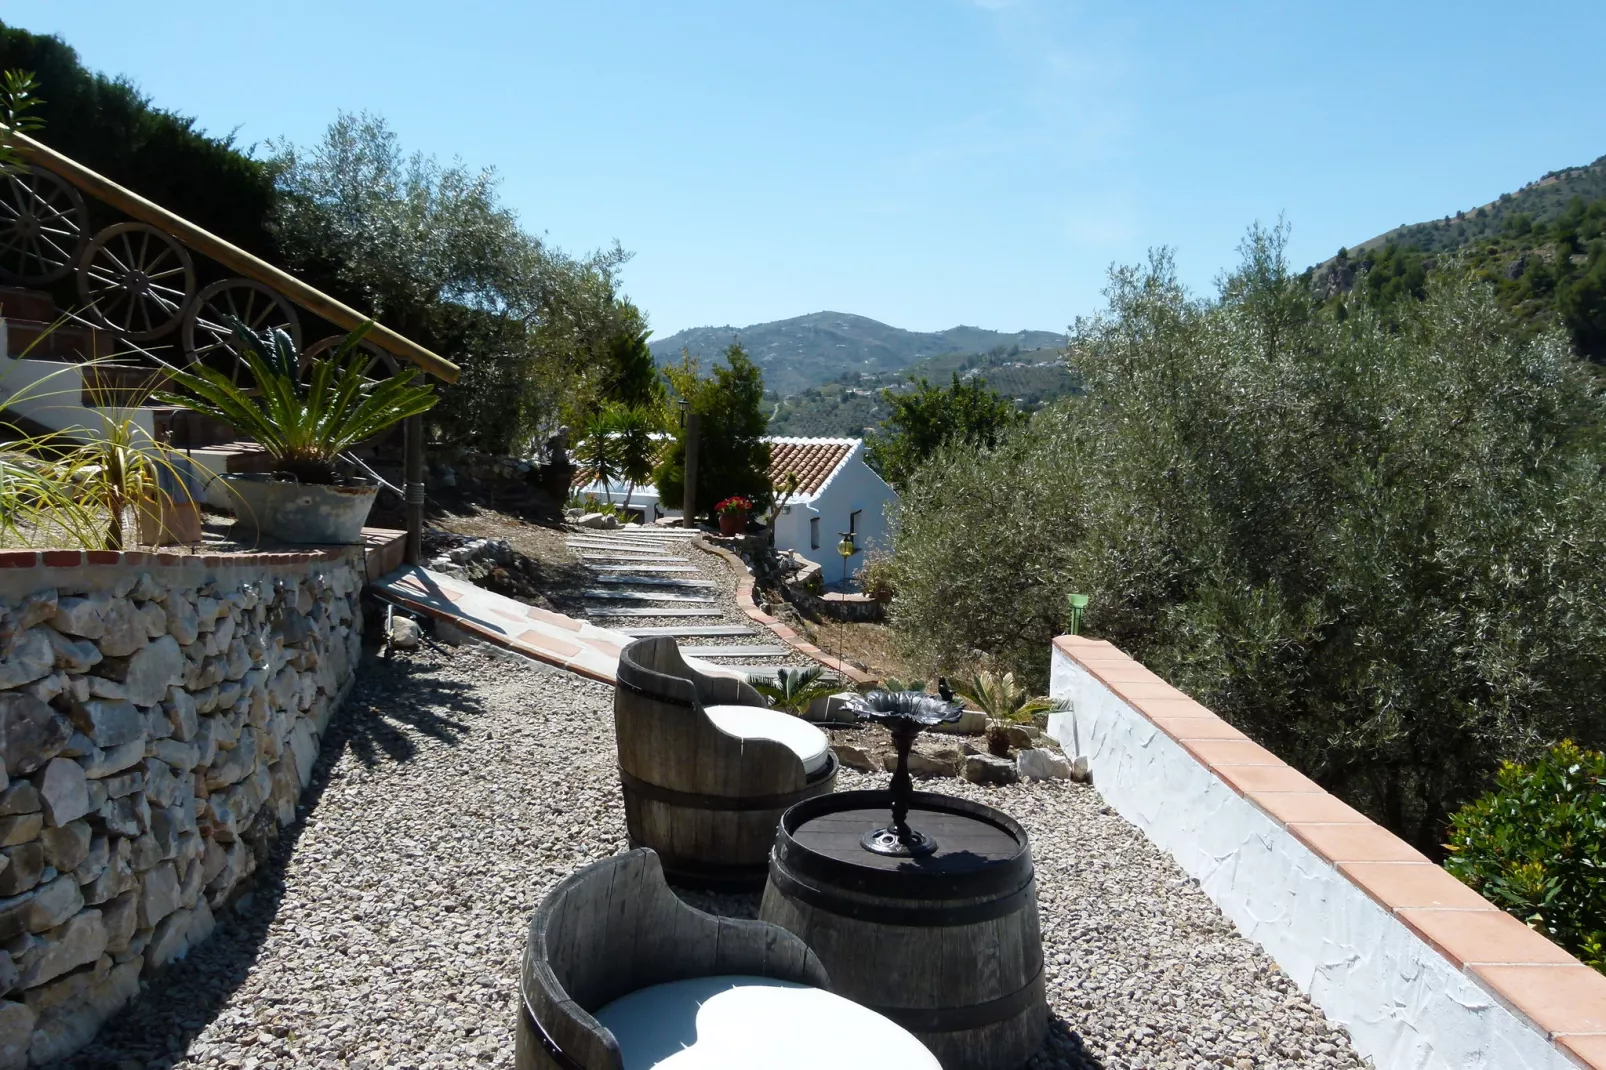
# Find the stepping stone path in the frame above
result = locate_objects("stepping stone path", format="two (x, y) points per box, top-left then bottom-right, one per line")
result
(578, 555), (689, 563)
(588, 565), (701, 573)
(617, 625), (759, 637)
(581, 590), (718, 603)
(590, 575), (716, 588)
(584, 607), (724, 618)
(680, 645), (790, 658)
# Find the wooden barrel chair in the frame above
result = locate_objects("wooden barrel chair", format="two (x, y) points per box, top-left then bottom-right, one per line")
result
(515, 848), (831, 1070)
(614, 636), (839, 887)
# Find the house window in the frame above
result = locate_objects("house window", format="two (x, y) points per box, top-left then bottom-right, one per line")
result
(810, 517), (820, 550)
(849, 510), (862, 539)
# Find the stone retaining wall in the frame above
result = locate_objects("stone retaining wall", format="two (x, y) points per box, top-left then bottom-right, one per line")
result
(1048, 635), (1606, 1070)
(0, 548), (366, 1066)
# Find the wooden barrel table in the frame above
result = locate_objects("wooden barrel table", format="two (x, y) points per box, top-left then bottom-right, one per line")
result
(759, 789), (1047, 1070)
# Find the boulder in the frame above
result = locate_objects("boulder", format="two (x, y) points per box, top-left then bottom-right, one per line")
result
(37, 823), (90, 873)
(71, 835), (108, 887)
(0, 1000), (32, 1070)
(15, 910), (106, 988)
(962, 753), (1020, 786)
(0, 695), (70, 776)
(0, 816), (39, 849)
(35, 759), (89, 828)
(101, 891), (137, 955)
(66, 699), (143, 750)
(388, 616), (422, 651)
(1017, 747), (1073, 781)
(883, 748), (963, 778)
(49, 595), (108, 640)
(163, 687), (198, 741)
(96, 600), (147, 659)
(164, 595), (199, 646)
(41, 628), (99, 675)
(0, 873), (80, 938)
(0, 785), (37, 818)
(96, 636), (184, 707)
(831, 744), (876, 772)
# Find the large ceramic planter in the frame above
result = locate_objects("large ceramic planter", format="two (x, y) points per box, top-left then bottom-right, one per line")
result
(718, 511), (748, 536)
(222, 473), (378, 545)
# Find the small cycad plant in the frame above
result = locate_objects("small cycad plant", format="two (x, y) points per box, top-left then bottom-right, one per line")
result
(747, 665), (839, 717)
(1444, 740), (1606, 972)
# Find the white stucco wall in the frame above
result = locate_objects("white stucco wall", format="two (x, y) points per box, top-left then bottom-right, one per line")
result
(1046, 646), (1575, 1070)
(776, 441), (897, 579)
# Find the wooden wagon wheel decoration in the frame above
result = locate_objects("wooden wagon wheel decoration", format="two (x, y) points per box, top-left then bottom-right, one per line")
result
(300, 333), (399, 382)
(76, 222), (195, 340)
(181, 277), (301, 382)
(0, 165), (89, 285)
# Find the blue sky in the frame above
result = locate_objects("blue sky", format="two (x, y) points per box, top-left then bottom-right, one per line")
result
(7, 1), (1605, 337)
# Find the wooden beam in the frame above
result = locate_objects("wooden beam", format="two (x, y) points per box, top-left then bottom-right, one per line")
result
(8, 129), (461, 383)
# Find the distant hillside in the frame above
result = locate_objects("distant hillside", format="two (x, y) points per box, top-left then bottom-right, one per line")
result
(1311, 153), (1606, 363)
(650, 311), (1064, 397)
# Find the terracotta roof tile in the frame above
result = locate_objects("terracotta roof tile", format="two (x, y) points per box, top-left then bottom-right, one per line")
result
(766, 438), (857, 497)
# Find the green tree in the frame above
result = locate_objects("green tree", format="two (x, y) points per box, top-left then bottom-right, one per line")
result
(866, 373), (1022, 488)
(889, 226), (1606, 855)
(655, 343), (772, 516)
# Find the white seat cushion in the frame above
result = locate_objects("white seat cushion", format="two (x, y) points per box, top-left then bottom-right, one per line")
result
(594, 975), (941, 1070)
(702, 705), (830, 775)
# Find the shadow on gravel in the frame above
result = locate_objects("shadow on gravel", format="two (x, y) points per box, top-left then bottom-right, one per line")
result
(43, 657), (437, 1068)
(1028, 1016), (1107, 1069)
(341, 651), (486, 768)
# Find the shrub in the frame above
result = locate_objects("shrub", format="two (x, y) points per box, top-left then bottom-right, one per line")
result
(656, 344), (772, 515)
(1445, 741), (1606, 971)
(888, 226), (1606, 854)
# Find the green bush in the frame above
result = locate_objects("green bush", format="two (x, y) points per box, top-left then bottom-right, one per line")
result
(888, 227), (1606, 853)
(1445, 741), (1606, 971)
(656, 343), (773, 516)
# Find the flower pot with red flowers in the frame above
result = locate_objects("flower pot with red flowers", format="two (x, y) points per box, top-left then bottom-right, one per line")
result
(715, 495), (753, 535)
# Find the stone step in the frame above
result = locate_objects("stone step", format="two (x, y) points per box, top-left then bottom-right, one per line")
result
(680, 645), (791, 658)
(616, 625), (759, 638)
(567, 539), (680, 553)
(587, 564), (700, 573)
(582, 590), (718, 603)
(585, 607), (724, 618)
(577, 554), (689, 564)
(591, 575), (715, 589)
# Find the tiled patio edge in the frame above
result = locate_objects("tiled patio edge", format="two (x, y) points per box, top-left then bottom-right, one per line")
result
(692, 536), (877, 687)
(1046, 635), (1606, 1070)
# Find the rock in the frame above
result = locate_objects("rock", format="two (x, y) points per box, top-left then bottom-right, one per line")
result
(831, 744), (876, 772)
(203, 728), (256, 791)
(96, 599), (147, 659)
(129, 572), (164, 604)
(15, 910), (106, 988)
(77, 739), (144, 780)
(962, 753), (1020, 786)
(41, 628), (99, 674)
(0, 951), (14, 998)
(145, 898), (214, 973)
(128, 832), (160, 872)
(804, 692), (863, 725)
(94, 635), (184, 707)
(71, 835), (108, 887)
(576, 512), (619, 530)
(884, 748), (963, 778)
(0, 627), (50, 692)
(142, 762), (182, 809)
(0, 816), (38, 851)
(388, 616), (422, 651)
(0, 842), (44, 896)
(164, 595), (199, 646)
(37, 823), (89, 873)
(1001, 722), (1039, 750)
(80, 837), (133, 905)
(136, 600), (167, 639)
(22, 955), (140, 1064)
(1069, 754), (1091, 781)
(99, 771), (141, 801)
(147, 738), (199, 773)
(287, 719), (318, 789)
(34, 759), (89, 828)
(138, 862), (181, 929)
(929, 708), (989, 735)
(99, 796), (142, 838)
(163, 687), (198, 741)
(0, 786), (35, 818)
(0, 695), (70, 777)
(49, 595), (107, 640)
(66, 699), (143, 750)
(1017, 747), (1074, 781)
(0, 1000), (32, 1070)
(0, 874), (80, 939)
(85, 675), (128, 700)
(101, 891), (137, 955)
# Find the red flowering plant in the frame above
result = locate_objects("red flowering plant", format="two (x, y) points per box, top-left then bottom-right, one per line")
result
(714, 495), (754, 516)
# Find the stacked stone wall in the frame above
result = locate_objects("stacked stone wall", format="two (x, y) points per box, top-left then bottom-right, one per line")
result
(0, 550), (364, 1066)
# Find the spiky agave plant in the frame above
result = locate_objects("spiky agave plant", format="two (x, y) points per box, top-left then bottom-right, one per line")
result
(155, 318), (436, 485)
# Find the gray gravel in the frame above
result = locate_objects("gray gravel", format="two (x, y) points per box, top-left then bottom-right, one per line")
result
(54, 644), (1369, 1070)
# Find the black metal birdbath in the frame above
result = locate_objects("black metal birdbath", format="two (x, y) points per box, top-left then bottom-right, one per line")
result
(840, 684), (965, 857)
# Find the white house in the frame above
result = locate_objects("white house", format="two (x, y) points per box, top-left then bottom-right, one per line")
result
(571, 435), (898, 586)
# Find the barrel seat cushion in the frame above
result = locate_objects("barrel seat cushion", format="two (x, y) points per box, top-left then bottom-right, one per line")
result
(594, 975), (941, 1070)
(701, 705), (830, 776)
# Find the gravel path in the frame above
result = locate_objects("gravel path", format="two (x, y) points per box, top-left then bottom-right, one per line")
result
(54, 645), (1369, 1070)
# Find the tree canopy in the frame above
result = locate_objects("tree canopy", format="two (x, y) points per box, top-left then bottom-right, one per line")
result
(866, 373), (1022, 488)
(655, 343), (772, 515)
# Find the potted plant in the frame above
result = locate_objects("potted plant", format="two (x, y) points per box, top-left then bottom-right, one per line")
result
(156, 319), (436, 544)
(715, 494), (753, 536)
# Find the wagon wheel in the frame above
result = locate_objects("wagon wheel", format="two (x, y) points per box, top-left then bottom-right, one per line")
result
(0, 166), (89, 285)
(76, 222), (195, 340)
(300, 333), (399, 382)
(182, 278), (301, 382)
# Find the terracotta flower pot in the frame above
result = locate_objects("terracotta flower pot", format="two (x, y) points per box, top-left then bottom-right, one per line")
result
(718, 511), (748, 536)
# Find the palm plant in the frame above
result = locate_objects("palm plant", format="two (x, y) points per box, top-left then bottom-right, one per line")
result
(155, 319), (436, 485)
(958, 669), (1071, 757)
(576, 406), (623, 505)
(747, 665), (840, 716)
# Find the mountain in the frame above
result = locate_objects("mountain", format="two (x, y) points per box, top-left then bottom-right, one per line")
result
(649, 311), (1065, 397)
(1310, 153), (1606, 362)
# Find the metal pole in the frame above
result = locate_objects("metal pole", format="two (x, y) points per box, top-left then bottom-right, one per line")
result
(682, 412), (700, 528)
(404, 414), (425, 566)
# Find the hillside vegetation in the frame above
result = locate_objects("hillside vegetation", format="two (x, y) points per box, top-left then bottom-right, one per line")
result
(651, 310), (1063, 397)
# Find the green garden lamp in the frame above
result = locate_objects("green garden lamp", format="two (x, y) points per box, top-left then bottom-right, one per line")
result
(838, 533), (856, 588)
(1068, 593), (1089, 636)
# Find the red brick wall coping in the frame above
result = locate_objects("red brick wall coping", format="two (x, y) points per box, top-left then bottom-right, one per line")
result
(1053, 634), (1606, 1068)
(693, 537), (878, 687)
(0, 528), (407, 578)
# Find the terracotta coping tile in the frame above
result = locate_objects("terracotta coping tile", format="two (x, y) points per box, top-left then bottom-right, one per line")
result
(526, 607), (584, 633)
(1182, 739), (1284, 767)
(1212, 763), (1324, 795)
(1471, 965), (1606, 1036)
(1154, 717), (1251, 742)
(1289, 822), (1429, 864)
(1081, 661), (1164, 685)
(1134, 695), (1218, 720)
(1338, 862), (1504, 912)
(517, 630), (584, 658)
(1558, 1033), (1606, 1069)
(1250, 791), (1371, 826)
(1398, 908), (1575, 968)
(0, 551), (39, 567)
(40, 550), (83, 567)
(1108, 679), (1189, 704)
